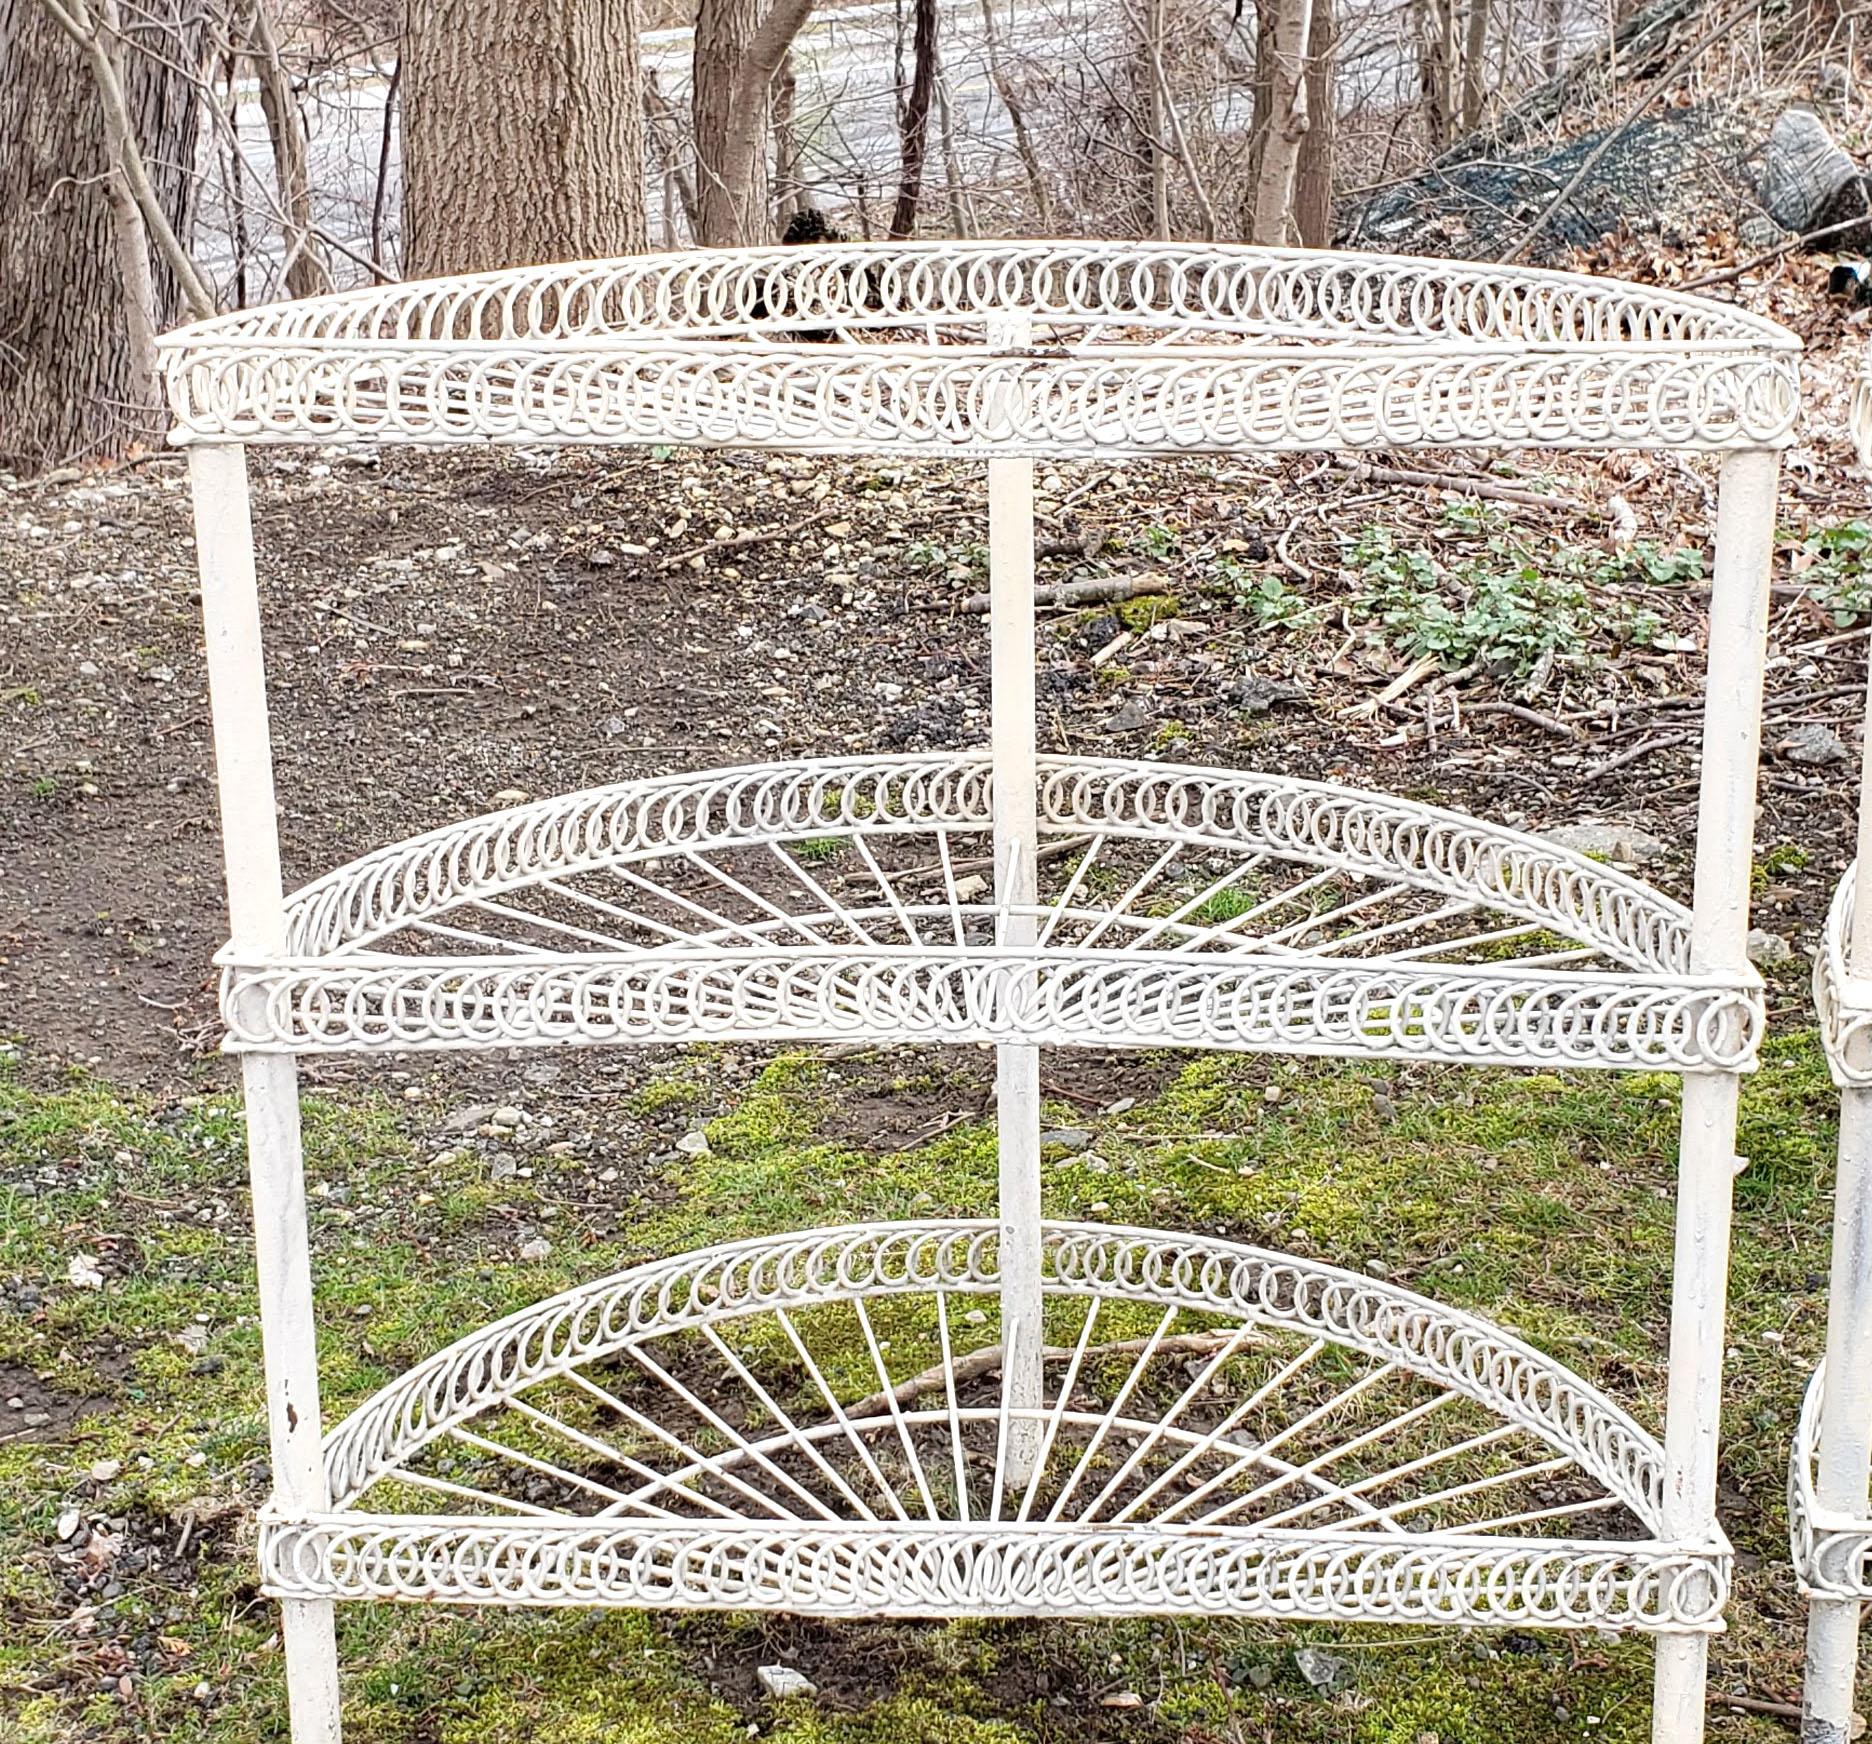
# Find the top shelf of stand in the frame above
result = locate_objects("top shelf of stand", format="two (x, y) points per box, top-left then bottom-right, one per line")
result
(158, 243), (1800, 456)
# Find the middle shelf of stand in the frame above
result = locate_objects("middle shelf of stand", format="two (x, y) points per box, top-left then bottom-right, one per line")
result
(221, 752), (1760, 1069)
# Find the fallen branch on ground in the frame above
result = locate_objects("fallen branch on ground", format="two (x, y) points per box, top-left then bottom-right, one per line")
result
(958, 574), (1180, 615)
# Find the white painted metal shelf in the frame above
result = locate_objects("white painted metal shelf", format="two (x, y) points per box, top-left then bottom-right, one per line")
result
(157, 241), (1800, 455)
(223, 752), (1761, 1070)
(162, 244), (1795, 1744)
(265, 1219), (1728, 1630)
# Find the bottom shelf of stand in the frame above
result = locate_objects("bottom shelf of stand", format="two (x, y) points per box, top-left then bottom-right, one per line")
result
(1790, 1364), (1872, 1600)
(265, 1220), (1727, 1630)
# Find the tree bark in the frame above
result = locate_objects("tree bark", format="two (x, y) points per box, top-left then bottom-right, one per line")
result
(1249, 0), (1312, 243)
(1460, 0), (1490, 129)
(889, 0), (937, 237)
(1292, 0), (1335, 245)
(0, 0), (203, 472)
(402, 0), (645, 278)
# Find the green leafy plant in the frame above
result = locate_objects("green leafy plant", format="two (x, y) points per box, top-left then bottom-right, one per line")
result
(1799, 520), (1872, 626)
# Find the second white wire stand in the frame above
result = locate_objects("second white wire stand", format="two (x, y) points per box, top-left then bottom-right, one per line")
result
(160, 242), (1799, 1744)
(1794, 361), (1872, 1744)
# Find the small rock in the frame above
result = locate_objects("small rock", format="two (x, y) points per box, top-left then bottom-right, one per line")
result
(1541, 821), (1670, 867)
(1101, 698), (1153, 734)
(1778, 723), (1850, 766)
(490, 1105), (525, 1129)
(440, 1103), (495, 1134)
(1747, 928), (1795, 967)
(89, 1459), (122, 1484)
(952, 873), (989, 901)
(674, 1129), (711, 1157)
(1099, 1691), (1144, 1709)
(1040, 1128), (1093, 1155)
(55, 1507), (82, 1542)
(488, 1154), (518, 1183)
(756, 1664), (817, 1700)
(67, 1254), (105, 1290)
(490, 788), (530, 806)
(517, 1237), (552, 1263)
(1221, 673), (1305, 714)
(1294, 1647), (1352, 1693)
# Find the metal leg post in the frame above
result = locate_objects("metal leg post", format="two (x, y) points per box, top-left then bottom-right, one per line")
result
(190, 444), (342, 1744)
(1651, 447), (1779, 1744)
(989, 426), (1043, 1490)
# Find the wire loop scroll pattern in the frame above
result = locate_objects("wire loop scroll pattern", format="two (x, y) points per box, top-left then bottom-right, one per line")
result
(216, 754), (1761, 1069)
(1789, 1367), (1872, 1599)
(1854, 359), (1872, 468)
(263, 1220), (1728, 1629)
(157, 243), (1800, 453)
(1815, 875), (1872, 1087)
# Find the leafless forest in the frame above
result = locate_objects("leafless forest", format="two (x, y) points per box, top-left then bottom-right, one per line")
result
(2, 0), (1866, 473)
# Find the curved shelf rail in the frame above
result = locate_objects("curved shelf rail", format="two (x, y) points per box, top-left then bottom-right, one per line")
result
(1814, 872), (1872, 1086)
(1790, 1366), (1872, 1600)
(158, 242), (1800, 454)
(220, 753), (1761, 1069)
(264, 1219), (1727, 1628)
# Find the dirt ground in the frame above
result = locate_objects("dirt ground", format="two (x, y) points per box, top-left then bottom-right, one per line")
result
(3, 254), (1867, 1095)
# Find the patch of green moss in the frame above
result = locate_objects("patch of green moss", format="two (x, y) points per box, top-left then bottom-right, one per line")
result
(1112, 593), (1179, 631)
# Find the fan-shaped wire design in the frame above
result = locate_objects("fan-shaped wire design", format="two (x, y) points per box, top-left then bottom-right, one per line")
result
(263, 1220), (1725, 1629)
(220, 754), (1761, 1069)
(156, 242), (1799, 453)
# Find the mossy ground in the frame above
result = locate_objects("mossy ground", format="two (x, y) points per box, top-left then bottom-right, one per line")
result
(0, 1022), (1855, 1743)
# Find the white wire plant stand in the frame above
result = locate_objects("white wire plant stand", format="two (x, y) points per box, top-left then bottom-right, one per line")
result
(1795, 359), (1872, 1744)
(160, 242), (1799, 1744)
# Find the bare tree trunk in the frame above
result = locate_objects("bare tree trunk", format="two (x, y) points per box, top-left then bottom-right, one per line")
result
(1249, 0), (1312, 243)
(1, 0), (204, 471)
(240, 0), (331, 298)
(402, 0), (645, 277)
(976, 0), (1052, 229)
(936, 60), (972, 235)
(644, 67), (699, 237)
(1141, 0), (1170, 237)
(1292, 0), (1335, 245)
(889, 0), (937, 236)
(692, 0), (818, 243)
(1460, 0), (1490, 129)
(1541, 0), (1565, 76)
(772, 48), (803, 220)
(1416, 0), (1455, 147)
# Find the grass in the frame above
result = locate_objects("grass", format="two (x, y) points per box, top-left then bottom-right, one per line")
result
(0, 1035), (1853, 1744)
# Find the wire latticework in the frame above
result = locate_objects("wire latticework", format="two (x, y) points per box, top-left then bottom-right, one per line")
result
(157, 242), (1800, 453)
(266, 1221), (1726, 1628)
(220, 753), (1760, 1068)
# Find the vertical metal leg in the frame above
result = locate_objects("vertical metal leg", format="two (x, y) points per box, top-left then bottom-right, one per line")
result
(988, 438), (1043, 1489)
(1808, 1104), (1872, 1743)
(190, 444), (343, 1744)
(1652, 447), (1779, 1744)
(1802, 641), (1872, 1744)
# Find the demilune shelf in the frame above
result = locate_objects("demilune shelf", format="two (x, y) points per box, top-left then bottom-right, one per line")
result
(155, 241), (1799, 455)
(265, 1219), (1728, 1629)
(221, 753), (1762, 1071)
